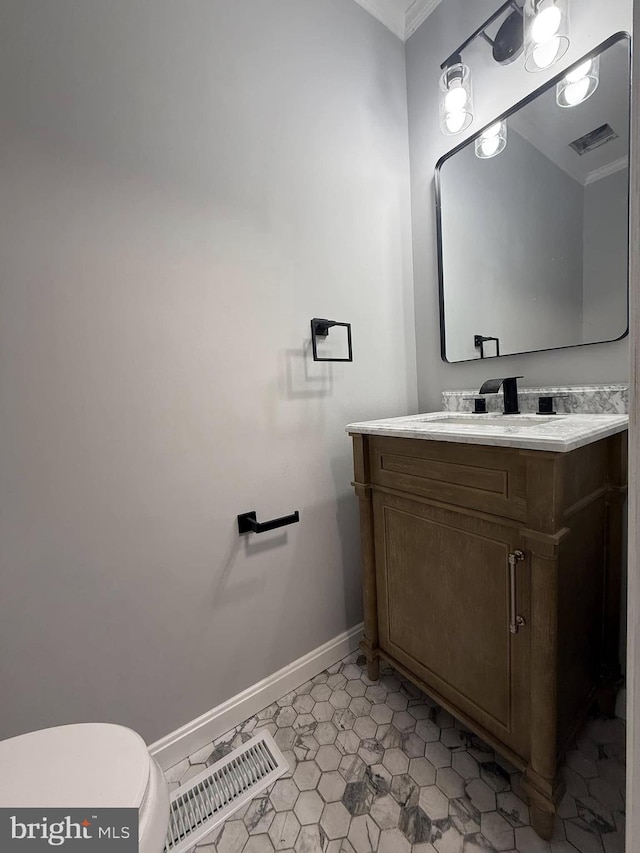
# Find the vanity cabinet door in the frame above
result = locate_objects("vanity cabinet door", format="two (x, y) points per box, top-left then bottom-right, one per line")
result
(373, 490), (531, 760)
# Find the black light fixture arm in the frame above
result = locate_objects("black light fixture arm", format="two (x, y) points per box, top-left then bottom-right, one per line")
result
(480, 31), (497, 49)
(441, 0), (522, 68)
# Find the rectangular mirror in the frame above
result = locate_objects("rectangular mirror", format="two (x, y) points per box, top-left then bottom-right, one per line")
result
(436, 33), (630, 363)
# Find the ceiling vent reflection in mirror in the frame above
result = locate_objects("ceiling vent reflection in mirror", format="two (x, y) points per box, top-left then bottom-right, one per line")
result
(570, 123), (618, 156)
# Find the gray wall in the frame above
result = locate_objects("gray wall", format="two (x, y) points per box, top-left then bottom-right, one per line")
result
(583, 168), (630, 342)
(0, 0), (416, 743)
(440, 130), (584, 362)
(406, 0), (632, 408)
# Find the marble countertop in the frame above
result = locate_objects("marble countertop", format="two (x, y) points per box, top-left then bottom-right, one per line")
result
(346, 412), (629, 453)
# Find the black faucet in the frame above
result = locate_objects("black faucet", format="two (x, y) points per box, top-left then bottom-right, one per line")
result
(478, 376), (523, 415)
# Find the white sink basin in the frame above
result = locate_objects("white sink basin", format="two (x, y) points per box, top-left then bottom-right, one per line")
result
(425, 415), (563, 428)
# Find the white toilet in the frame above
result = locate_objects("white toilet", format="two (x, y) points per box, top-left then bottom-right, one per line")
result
(0, 723), (170, 853)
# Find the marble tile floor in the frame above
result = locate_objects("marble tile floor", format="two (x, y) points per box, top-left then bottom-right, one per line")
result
(164, 652), (626, 853)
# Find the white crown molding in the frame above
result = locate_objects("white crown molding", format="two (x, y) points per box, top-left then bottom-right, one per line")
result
(352, 0), (406, 40)
(353, 0), (441, 41)
(584, 156), (629, 185)
(405, 0), (443, 39)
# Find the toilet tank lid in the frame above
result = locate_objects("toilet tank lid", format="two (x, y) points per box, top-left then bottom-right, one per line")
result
(0, 723), (151, 808)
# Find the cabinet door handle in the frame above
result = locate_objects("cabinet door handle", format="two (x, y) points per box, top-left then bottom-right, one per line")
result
(508, 550), (526, 634)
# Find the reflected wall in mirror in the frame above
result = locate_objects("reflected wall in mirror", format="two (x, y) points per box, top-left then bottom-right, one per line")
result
(436, 33), (630, 363)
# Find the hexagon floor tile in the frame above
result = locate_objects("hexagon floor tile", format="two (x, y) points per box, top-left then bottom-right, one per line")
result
(164, 652), (626, 852)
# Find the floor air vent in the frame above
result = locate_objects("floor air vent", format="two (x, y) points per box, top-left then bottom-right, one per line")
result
(164, 731), (287, 853)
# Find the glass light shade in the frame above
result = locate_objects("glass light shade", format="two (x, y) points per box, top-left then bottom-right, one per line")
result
(556, 55), (600, 107)
(524, 0), (569, 72)
(439, 62), (473, 135)
(475, 121), (508, 159)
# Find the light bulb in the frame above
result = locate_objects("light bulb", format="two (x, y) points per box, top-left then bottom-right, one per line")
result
(479, 136), (501, 157)
(563, 77), (590, 105)
(566, 59), (592, 82)
(556, 52), (599, 108)
(475, 121), (507, 159)
(524, 0), (569, 73)
(439, 60), (473, 135)
(445, 84), (468, 113)
(532, 36), (561, 69)
(445, 111), (466, 134)
(531, 5), (562, 43)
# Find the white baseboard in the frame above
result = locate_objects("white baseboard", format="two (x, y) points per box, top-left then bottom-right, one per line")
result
(616, 687), (627, 720)
(149, 623), (364, 771)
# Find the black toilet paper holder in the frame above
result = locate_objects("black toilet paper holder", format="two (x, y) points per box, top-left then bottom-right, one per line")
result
(237, 510), (300, 535)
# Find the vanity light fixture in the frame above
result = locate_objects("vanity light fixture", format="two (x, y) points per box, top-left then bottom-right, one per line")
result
(475, 121), (508, 158)
(438, 0), (572, 136)
(556, 55), (599, 107)
(523, 0), (570, 72)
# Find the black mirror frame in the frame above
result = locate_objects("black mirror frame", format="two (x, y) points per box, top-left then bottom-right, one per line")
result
(434, 31), (632, 364)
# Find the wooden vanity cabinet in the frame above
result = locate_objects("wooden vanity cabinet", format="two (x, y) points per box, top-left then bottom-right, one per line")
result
(350, 431), (627, 840)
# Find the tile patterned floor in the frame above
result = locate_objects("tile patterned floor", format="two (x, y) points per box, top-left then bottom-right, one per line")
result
(165, 652), (626, 853)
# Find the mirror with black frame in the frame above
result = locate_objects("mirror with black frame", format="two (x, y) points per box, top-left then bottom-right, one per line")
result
(436, 33), (630, 363)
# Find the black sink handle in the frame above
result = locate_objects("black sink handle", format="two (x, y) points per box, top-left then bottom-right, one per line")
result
(237, 510), (300, 535)
(537, 394), (570, 415)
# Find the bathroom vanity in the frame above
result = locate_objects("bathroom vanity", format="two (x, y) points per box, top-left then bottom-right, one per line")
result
(347, 412), (628, 840)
